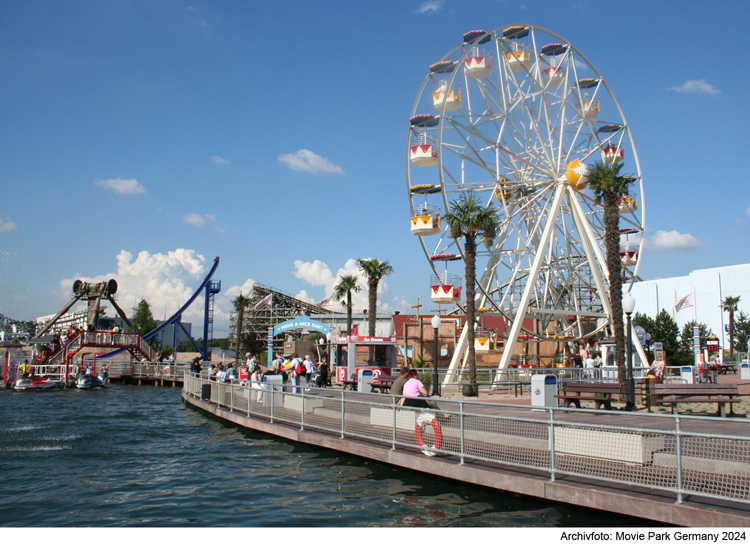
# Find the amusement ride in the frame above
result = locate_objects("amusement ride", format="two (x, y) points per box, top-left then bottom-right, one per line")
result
(407, 25), (645, 373)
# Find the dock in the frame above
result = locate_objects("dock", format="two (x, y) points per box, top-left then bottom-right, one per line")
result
(181, 373), (750, 527)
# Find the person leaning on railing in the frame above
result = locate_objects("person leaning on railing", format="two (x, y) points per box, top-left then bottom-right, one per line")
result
(398, 369), (431, 408)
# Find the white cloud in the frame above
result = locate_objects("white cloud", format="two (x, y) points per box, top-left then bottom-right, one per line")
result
(645, 230), (703, 251)
(94, 178), (146, 195)
(416, 0), (444, 13)
(211, 155), (230, 164)
(668, 79), (720, 95)
(292, 258), (408, 315)
(60, 249), (214, 324)
(277, 149), (343, 174)
(182, 213), (225, 233)
(0, 217), (17, 233)
(745, 205), (750, 218)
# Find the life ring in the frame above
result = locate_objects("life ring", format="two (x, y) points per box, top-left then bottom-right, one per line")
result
(414, 412), (442, 450)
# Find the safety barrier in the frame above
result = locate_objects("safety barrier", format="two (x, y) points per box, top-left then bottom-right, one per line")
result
(183, 373), (750, 507)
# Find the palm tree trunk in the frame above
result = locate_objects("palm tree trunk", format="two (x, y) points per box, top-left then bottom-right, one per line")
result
(368, 279), (377, 337)
(604, 191), (627, 405)
(346, 291), (353, 335)
(465, 236), (478, 395)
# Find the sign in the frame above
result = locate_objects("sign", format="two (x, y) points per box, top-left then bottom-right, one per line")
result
(653, 342), (663, 351)
(707, 335), (720, 352)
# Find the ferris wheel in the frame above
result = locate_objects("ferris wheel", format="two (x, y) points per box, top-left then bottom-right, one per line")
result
(406, 25), (645, 369)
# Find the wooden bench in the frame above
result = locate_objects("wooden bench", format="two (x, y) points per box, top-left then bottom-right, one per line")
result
(342, 379), (357, 391)
(556, 381), (621, 410)
(654, 384), (741, 417)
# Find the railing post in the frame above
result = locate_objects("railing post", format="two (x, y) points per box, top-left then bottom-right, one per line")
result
(248, 383), (251, 416)
(340, 390), (345, 439)
(301, 390), (305, 431)
(270, 387), (275, 423)
(230, 382), (234, 412)
(391, 395), (397, 451)
(675, 416), (683, 504)
(549, 408), (556, 482)
(459, 400), (465, 465)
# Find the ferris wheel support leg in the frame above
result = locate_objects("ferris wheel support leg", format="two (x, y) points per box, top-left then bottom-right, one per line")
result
(497, 184), (567, 372)
(567, 191), (613, 318)
(444, 322), (470, 385)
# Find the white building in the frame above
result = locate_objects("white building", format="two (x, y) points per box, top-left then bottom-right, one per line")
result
(629, 263), (750, 350)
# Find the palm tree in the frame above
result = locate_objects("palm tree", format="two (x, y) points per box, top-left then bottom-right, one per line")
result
(231, 293), (252, 359)
(586, 160), (636, 408)
(332, 275), (361, 335)
(356, 258), (394, 337)
(444, 193), (500, 397)
(722, 295), (741, 354)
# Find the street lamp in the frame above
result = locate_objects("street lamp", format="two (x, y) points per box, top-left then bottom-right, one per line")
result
(430, 314), (441, 397)
(622, 294), (636, 411)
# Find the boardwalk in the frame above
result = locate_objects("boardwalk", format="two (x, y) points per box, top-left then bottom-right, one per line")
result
(182, 374), (750, 527)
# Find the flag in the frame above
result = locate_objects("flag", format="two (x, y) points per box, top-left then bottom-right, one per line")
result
(316, 297), (332, 308)
(674, 293), (693, 312)
(254, 293), (272, 310)
(350, 324), (359, 335)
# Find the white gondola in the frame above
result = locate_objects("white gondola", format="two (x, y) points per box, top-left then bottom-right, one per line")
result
(432, 81), (462, 111)
(543, 67), (565, 87)
(602, 145), (624, 164)
(410, 213), (441, 236)
(576, 99), (600, 119)
(618, 197), (638, 214)
(465, 48), (492, 79)
(410, 144), (438, 167)
(505, 50), (529, 72)
(431, 283), (462, 304)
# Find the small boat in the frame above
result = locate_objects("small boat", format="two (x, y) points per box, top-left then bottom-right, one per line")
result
(14, 376), (62, 391)
(76, 374), (105, 389)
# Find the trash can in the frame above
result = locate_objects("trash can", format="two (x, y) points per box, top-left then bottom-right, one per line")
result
(680, 366), (695, 384)
(740, 363), (750, 381)
(201, 383), (211, 401)
(531, 374), (557, 408)
(262, 375), (284, 407)
(357, 369), (374, 393)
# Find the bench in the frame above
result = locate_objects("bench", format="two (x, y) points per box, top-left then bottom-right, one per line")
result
(653, 384), (741, 417)
(342, 379), (357, 391)
(556, 381), (621, 410)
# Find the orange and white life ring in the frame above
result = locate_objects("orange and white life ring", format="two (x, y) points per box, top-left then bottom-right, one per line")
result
(414, 412), (442, 450)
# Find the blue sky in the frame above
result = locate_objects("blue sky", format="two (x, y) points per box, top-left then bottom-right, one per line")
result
(1, 0), (749, 336)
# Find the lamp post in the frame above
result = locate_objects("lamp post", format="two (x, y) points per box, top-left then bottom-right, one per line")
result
(622, 294), (636, 411)
(431, 314), (441, 397)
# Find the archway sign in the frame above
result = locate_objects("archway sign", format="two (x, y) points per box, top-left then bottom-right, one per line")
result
(267, 316), (332, 365)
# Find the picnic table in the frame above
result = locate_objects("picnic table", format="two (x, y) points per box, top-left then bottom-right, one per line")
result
(556, 381), (620, 410)
(653, 384), (741, 417)
(371, 375), (396, 393)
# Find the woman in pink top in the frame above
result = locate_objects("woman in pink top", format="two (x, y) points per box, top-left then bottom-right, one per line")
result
(400, 369), (430, 408)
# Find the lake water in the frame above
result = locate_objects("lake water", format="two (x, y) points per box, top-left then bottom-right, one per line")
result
(0, 384), (654, 527)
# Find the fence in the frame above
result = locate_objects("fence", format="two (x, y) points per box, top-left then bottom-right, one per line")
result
(183, 373), (750, 507)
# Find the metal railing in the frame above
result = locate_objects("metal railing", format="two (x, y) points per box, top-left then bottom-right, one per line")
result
(183, 373), (750, 507)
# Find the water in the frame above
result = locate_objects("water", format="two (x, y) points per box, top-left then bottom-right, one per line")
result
(0, 385), (654, 527)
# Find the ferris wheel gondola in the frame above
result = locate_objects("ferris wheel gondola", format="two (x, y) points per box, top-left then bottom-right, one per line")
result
(406, 25), (645, 370)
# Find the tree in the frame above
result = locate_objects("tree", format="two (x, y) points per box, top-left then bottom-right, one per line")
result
(230, 293), (252, 359)
(652, 309), (681, 363)
(333, 274), (361, 335)
(586, 161), (636, 407)
(356, 258), (394, 337)
(444, 192), (500, 397)
(732, 310), (750, 355)
(130, 299), (158, 350)
(722, 295), (741, 355)
(131, 299), (157, 337)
